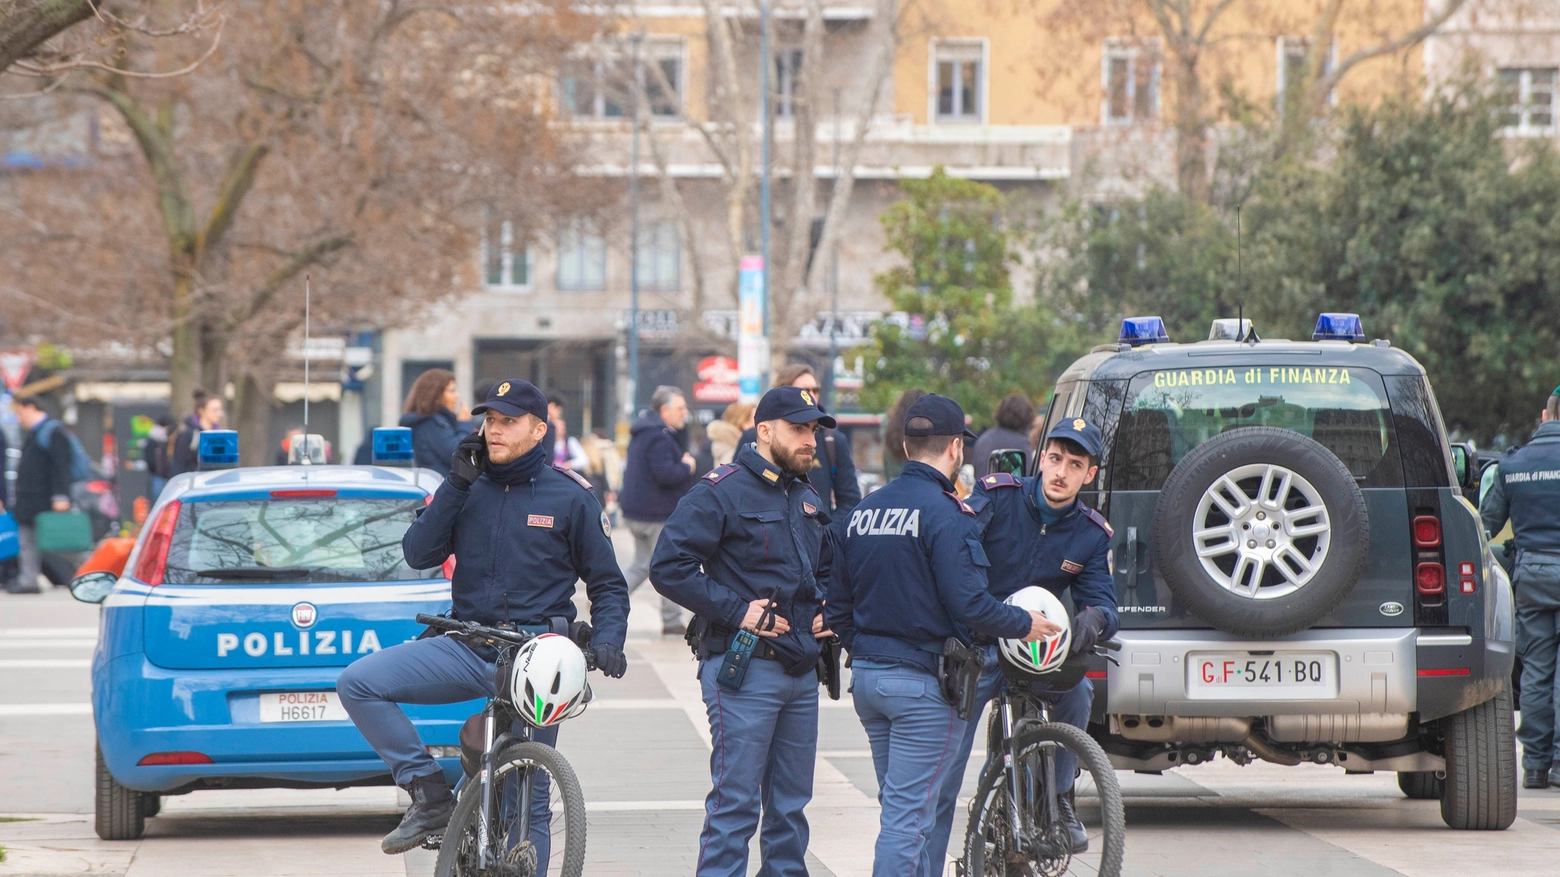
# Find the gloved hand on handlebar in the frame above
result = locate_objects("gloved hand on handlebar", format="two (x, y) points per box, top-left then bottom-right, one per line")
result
(592, 640), (627, 678)
(1070, 606), (1109, 656)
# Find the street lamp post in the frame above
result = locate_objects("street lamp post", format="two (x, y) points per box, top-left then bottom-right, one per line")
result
(759, 0), (772, 389)
(627, 33), (644, 421)
(827, 86), (842, 411)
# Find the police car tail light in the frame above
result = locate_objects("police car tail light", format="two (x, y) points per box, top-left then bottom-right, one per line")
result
(133, 500), (181, 586)
(1119, 316), (1170, 347)
(137, 751), (213, 766)
(1415, 562), (1445, 595)
(1312, 312), (1366, 342)
(1411, 515), (1442, 548)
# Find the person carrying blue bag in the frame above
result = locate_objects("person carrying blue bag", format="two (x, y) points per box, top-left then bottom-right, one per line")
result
(8, 395), (74, 594)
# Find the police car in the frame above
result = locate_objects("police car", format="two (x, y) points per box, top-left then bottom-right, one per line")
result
(1043, 314), (1517, 830)
(71, 428), (474, 840)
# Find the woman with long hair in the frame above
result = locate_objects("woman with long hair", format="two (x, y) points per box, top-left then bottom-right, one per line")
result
(399, 368), (465, 476)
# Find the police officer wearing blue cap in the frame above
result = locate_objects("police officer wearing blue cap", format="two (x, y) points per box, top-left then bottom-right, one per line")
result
(924, 416), (1119, 863)
(826, 394), (1055, 877)
(1482, 386), (1560, 789)
(651, 385), (838, 877)
(338, 378), (630, 855)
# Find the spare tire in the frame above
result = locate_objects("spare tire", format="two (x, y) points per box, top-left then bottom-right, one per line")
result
(1152, 427), (1368, 638)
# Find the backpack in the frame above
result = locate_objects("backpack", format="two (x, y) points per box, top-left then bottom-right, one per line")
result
(35, 419), (99, 484)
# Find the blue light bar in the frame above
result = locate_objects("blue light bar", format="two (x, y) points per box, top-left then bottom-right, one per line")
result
(372, 427), (414, 467)
(197, 430), (240, 470)
(1313, 312), (1365, 342)
(1119, 316), (1170, 347)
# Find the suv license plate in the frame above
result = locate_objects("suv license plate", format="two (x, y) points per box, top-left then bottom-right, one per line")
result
(1186, 652), (1338, 700)
(258, 691), (350, 722)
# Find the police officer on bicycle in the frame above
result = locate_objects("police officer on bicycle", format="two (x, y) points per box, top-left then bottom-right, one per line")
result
(337, 379), (630, 855)
(925, 417), (1118, 862)
(825, 394), (1055, 877)
(650, 385), (836, 877)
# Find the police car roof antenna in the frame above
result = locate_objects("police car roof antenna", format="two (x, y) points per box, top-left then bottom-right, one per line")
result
(302, 274), (312, 464)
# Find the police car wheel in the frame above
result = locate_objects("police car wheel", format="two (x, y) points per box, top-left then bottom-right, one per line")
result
(1440, 689), (1517, 830)
(1153, 427), (1369, 638)
(95, 742), (145, 840)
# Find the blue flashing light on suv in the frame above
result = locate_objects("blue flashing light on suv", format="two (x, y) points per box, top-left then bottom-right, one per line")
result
(1119, 316), (1170, 347)
(1312, 312), (1366, 342)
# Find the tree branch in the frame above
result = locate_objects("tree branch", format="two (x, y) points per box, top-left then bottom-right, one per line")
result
(1311, 0), (1469, 104)
(226, 234), (354, 331)
(0, 0), (93, 73)
(197, 142), (270, 256)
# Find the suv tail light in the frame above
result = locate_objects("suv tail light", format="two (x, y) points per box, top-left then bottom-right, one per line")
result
(1412, 515), (1442, 547)
(138, 751), (213, 766)
(133, 500), (181, 586)
(1415, 562), (1445, 595)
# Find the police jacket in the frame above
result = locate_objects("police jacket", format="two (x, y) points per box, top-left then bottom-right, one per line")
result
(968, 473), (1119, 640)
(825, 461), (1031, 674)
(403, 464), (630, 648)
(650, 444), (832, 673)
(739, 425), (861, 520)
(1483, 420), (1560, 559)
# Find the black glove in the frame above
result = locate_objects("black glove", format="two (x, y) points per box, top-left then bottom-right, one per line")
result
(592, 641), (627, 678)
(1070, 606), (1108, 656)
(448, 431), (487, 491)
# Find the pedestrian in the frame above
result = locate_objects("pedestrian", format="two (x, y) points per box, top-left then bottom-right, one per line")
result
(399, 368), (465, 476)
(168, 388), (224, 477)
(739, 364), (861, 525)
(825, 393), (1053, 877)
(928, 417), (1118, 864)
(547, 392), (589, 471)
(971, 392), (1036, 478)
(337, 378), (630, 854)
(620, 385), (697, 636)
(1481, 385), (1560, 789)
(881, 388), (927, 480)
(8, 395), (73, 594)
(142, 415), (174, 500)
(650, 385), (836, 877)
(707, 402), (753, 469)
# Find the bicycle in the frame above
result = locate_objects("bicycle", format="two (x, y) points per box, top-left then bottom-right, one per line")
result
(960, 643), (1126, 877)
(414, 614), (598, 877)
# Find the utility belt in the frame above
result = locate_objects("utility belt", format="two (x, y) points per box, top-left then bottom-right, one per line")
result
(853, 632), (984, 720)
(685, 616), (782, 661)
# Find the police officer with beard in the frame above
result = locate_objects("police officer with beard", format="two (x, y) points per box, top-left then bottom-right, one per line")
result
(825, 394), (1055, 877)
(338, 379), (630, 855)
(651, 386), (836, 877)
(1482, 386), (1560, 789)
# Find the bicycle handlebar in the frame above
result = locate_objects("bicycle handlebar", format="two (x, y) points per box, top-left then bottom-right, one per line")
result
(415, 614), (598, 670)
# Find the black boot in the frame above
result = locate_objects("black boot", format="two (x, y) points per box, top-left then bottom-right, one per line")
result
(1056, 790), (1089, 854)
(382, 772), (455, 854)
(1524, 768), (1550, 790)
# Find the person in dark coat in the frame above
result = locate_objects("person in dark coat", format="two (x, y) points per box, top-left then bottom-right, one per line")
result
(972, 392), (1037, 479)
(9, 395), (72, 594)
(738, 364), (861, 525)
(168, 388), (225, 477)
(398, 368), (465, 477)
(620, 385), (696, 634)
(141, 415), (174, 501)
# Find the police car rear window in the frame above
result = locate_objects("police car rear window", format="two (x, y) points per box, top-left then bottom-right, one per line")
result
(161, 498), (436, 584)
(1110, 366), (1405, 491)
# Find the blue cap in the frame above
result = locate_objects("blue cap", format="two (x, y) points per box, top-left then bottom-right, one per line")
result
(904, 394), (977, 442)
(371, 427), (414, 467)
(472, 379), (548, 421)
(1313, 313), (1365, 342)
(1119, 316), (1170, 347)
(197, 429), (240, 470)
(755, 386), (836, 429)
(1045, 417), (1103, 459)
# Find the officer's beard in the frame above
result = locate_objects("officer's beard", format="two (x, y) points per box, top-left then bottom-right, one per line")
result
(770, 440), (816, 477)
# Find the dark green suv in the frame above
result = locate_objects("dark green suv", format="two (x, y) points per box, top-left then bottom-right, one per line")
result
(1052, 315), (1516, 830)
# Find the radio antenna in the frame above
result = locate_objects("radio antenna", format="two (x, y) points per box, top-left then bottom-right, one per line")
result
(1236, 204), (1245, 342)
(303, 274), (311, 434)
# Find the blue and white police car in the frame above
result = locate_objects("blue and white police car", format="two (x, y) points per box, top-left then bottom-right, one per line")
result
(71, 428), (476, 840)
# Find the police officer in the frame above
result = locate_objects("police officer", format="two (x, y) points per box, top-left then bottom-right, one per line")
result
(337, 379), (630, 854)
(825, 394), (1054, 877)
(649, 386), (834, 877)
(923, 418), (1118, 865)
(1481, 386), (1560, 789)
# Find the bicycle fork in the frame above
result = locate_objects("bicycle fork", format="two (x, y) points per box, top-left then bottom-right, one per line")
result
(478, 706), (496, 870)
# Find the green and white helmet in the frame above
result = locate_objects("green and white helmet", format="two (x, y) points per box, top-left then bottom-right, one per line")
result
(1000, 586), (1072, 675)
(511, 633), (592, 727)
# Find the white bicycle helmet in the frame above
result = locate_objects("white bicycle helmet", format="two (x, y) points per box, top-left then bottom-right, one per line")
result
(999, 586), (1073, 675)
(510, 633), (592, 728)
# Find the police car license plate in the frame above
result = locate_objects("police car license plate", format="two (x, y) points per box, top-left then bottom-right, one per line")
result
(258, 691), (350, 722)
(1185, 652), (1338, 700)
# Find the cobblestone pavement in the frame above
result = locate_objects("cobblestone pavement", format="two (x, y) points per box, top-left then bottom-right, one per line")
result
(5, 535), (1560, 875)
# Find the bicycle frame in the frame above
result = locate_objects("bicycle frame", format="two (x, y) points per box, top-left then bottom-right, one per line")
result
(990, 684), (1065, 862)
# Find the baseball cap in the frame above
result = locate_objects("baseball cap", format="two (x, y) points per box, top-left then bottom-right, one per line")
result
(904, 394), (977, 442)
(472, 379), (549, 421)
(755, 386), (836, 429)
(1045, 417), (1103, 458)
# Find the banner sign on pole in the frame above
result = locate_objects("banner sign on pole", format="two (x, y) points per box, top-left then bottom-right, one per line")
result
(737, 255), (767, 403)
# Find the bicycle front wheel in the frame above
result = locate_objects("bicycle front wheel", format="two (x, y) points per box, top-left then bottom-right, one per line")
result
(962, 722), (1124, 877)
(435, 741), (588, 877)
